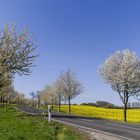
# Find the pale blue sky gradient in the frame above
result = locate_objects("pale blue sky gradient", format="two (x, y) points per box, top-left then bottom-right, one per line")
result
(0, 0), (140, 105)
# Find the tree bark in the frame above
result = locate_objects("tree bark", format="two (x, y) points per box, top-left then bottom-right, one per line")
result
(5, 100), (7, 107)
(51, 100), (54, 110)
(2, 97), (4, 108)
(58, 97), (61, 112)
(124, 103), (127, 122)
(68, 97), (71, 114)
(0, 97), (1, 107)
(123, 90), (128, 122)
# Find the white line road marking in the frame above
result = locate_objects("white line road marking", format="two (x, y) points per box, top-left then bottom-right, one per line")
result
(52, 118), (134, 140)
(79, 118), (94, 121)
(106, 123), (140, 131)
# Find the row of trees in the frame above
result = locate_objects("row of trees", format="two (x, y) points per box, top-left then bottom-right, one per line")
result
(1, 24), (139, 123)
(39, 69), (83, 114)
(0, 88), (26, 107)
(127, 102), (140, 108)
(0, 24), (83, 114)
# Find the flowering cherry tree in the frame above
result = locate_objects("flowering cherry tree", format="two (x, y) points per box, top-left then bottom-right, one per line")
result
(99, 49), (140, 122)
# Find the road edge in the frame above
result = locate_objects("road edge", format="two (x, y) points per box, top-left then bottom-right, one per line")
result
(52, 118), (134, 140)
(16, 107), (134, 140)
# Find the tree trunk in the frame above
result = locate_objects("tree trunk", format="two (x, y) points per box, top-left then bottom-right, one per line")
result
(2, 97), (4, 108)
(68, 97), (71, 114)
(38, 97), (40, 107)
(124, 103), (127, 122)
(58, 97), (61, 112)
(0, 97), (1, 107)
(5, 100), (7, 107)
(123, 89), (129, 122)
(51, 100), (54, 110)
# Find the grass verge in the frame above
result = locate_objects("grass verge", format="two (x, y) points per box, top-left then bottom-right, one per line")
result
(0, 106), (86, 140)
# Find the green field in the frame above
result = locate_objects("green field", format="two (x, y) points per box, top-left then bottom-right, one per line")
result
(0, 106), (86, 140)
(55, 105), (140, 123)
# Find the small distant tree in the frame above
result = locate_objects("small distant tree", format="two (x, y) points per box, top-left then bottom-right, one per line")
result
(5, 86), (15, 103)
(132, 102), (140, 108)
(30, 91), (41, 107)
(36, 91), (41, 107)
(30, 92), (36, 99)
(99, 49), (140, 122)
(53, 77), (65, 112)
(13, 91), (25, 105)
(40, 85), (57, 110)
(60, 69), (83, 114)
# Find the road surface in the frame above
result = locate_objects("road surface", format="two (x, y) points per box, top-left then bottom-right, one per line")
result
(17, 107), (140, 140)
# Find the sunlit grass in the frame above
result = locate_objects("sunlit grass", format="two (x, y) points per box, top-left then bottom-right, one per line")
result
(0, 106), (86, 140)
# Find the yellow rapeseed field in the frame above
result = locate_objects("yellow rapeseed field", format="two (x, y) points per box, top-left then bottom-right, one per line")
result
(55, 105), (140, 123)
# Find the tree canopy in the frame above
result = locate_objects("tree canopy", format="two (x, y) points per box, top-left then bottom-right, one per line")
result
(99, 49), (140, 122)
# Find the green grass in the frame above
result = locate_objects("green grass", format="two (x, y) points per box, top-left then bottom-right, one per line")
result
(0, 106), (86, 140)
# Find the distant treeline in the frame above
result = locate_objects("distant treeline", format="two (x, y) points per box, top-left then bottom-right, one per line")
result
(80, 101), (120, 109)
(127, 102), (140, 109)
(79, 101), (140, 109)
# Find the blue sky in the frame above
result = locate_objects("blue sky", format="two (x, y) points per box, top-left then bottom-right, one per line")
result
(0, 0), (140, 105)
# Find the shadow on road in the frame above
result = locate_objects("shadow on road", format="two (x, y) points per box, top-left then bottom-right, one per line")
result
(51, 112), (100, 120)
(17, 106), (101, 120)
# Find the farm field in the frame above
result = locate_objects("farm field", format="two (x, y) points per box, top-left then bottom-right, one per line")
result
(54, 105), (140, 123)
(0, 106), (86, 140)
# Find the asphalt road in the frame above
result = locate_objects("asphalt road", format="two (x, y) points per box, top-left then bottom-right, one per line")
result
(17, 107), (140, 140)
